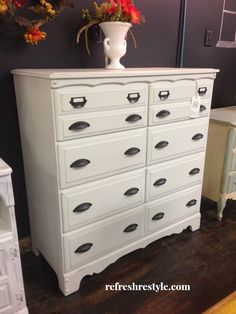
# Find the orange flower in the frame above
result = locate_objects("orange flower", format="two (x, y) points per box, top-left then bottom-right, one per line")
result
(24, 27), (47, 45)
(0, 0), (8, 15)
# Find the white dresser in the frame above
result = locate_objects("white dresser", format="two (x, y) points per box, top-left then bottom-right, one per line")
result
(12, 68), (218, 296)
(0, 159), (28, 313)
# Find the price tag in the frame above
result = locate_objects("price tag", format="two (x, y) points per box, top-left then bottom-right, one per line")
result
(190, 96), (201, 118)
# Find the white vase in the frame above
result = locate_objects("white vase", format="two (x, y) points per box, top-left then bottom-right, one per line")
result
(99, 22), (132, 70)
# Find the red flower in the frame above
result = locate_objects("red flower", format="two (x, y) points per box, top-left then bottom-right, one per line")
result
(120, 0), (132, 14)
(13, 0), (27, 8)
(105, 0), (143, 25)
(24, 27), (47, 45)
(107, 0), (118, 14)
(129, 5), (141, 24)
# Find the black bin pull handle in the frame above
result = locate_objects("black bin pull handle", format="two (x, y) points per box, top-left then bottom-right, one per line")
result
(152, 212), (165, 221)
(192, 133), (204, 141)
(124, 187), (139, 196)
(189, 168), (200, 176)
(186, 199), (197, 207)
(155, 141), (169, 149)
(198, 87), (207, 96)
(75, 243), (93, 254)
(127, 93), (140, 103)
(69, 121), (90, 131)
(158, 90), (170, 100)
(124, 147), (140, 156)
(200, 105), (206, 112)
(153, 178), (167, 187)
(70, 159), (90, 168)
(70, 96), (87, 108)
(156, 110), (170, 118)
(125, 114), (142, 122)
(123, 223), (138, 233)
(73, 202), (92, 213)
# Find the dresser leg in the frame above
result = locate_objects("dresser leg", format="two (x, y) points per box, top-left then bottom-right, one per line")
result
(189, 215), (201, 232)
(58, 272), (84, 296)
(217, 197), (227, 221)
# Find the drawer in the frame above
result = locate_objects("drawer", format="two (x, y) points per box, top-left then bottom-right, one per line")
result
(149, 79), (213, 104)
(54, 83), (148, 114)
(148, 100), (210, 126)
(228, 172), (236, 193)
(146, 185), (201, 234)
(146, 152), (205, 201)
(63, 205), (145, 271)
(147, 118), (209, 164)
(0, 250), (6, 279)
(0, 284), (11, 312)
(61, 169), (145, 232)
(56, 107), (147, 141)
(58, 128), (147, 188)
(0, 239), (17, 313)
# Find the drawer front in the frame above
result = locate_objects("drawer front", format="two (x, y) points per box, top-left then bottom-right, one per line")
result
(146, 152), (205, 201)
(54, 83), (148, 114)
(0, 284), (11, 312)
(229, 173), (236, 193)
(230, 129), (236, 171)
(0, 239), (19, 313)
(0, 250), (6, 280)
(58, 129), (147, 188)
(150, 79), (213, 104)
(148, 100), (210, 126)
(147, 118), (209, 164)
(64, 205), (145, 271)
(146, 185), (201, 234)
(61, 169), (145, 232)
(56, 107), (147, 141)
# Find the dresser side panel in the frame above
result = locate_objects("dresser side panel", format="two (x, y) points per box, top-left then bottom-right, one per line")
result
(13, 75), (63, 275)
(203, 122), (228, 200)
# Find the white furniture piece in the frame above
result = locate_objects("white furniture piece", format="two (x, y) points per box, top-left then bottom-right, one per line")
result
(203, 106), (236, 221)
(0, 159), (28, 313)
(12, 68), (218, 296)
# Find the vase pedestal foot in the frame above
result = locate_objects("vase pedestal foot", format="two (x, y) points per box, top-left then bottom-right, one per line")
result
(106, 62), (125, 70)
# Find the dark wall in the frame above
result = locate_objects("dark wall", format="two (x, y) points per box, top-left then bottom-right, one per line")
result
(183, 0), (236, 107)
(0, 0), (181, 238)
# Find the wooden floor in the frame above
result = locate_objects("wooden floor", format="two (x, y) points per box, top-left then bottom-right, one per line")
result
(21, 199), (236, 314)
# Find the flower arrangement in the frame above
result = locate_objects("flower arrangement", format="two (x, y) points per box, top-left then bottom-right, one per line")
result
(77, 0), (144, 54)
(0, 0), (69, 45)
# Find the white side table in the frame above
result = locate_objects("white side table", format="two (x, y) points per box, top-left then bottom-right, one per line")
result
(203, 106), (236, 220)
(0, 159), (28, 313)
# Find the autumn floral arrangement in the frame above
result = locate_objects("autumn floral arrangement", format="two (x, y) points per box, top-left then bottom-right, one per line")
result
(77, 0), (144, 54)
(0, 0), (69, 45)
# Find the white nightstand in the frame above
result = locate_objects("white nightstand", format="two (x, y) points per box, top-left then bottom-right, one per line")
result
(203, 106), (236, 220)
(0, 159), (28, 314)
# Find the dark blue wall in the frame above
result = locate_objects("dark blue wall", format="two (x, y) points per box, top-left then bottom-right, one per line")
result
(183, 0), (236, 107)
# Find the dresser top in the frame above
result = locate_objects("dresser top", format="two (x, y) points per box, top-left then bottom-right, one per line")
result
(11, 67), (219, 79)
(0, 159), (12, 176)
(210, 106), (236, 126)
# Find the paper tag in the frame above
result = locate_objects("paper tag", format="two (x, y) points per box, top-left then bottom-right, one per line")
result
(190, 96), (201, 118)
